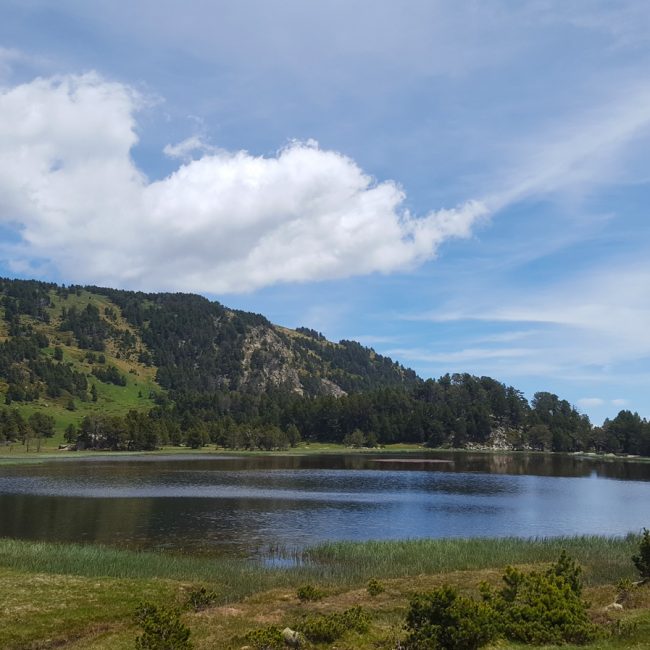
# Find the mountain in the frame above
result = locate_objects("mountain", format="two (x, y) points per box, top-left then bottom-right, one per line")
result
(90, 285), (419, 396)
(1, 277), (648, 456)
(0, 278), (417, 398)
(0, 278), (416, 441)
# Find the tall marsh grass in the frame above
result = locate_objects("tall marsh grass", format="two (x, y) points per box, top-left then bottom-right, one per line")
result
(0, 538), (301, 602)
(305, 534), (642, 585)
(0, 533), (641, 603)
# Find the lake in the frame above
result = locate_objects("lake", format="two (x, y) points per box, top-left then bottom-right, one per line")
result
(0, 452), (648, 557)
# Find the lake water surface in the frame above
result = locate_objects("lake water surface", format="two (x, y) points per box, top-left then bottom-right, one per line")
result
(0, 452), (648, 557)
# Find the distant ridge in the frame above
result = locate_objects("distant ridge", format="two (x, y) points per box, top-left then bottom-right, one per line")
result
(0, 277), (648, 456)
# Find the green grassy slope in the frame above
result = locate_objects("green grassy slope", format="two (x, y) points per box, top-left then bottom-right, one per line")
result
(0, 287), (160, 445)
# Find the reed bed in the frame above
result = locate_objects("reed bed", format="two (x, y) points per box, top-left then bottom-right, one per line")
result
(0, 538), (300, 602)
(305, 534), (642, 585)
(0, 533), (641, 599)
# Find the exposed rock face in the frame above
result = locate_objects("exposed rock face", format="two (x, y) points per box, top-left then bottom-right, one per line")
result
(464, 426), (527, 452)
(240, 325), (304, 394)
(0, 279), (419, 404)
(239, 326), (352, 396)
(319, 377), (346, 397)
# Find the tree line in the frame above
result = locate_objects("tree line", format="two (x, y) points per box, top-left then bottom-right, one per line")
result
(45, 376), (650, 455)
(0, 408), (55, 451)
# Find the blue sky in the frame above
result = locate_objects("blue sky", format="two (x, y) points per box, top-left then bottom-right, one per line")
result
(1, 1), (650, 423)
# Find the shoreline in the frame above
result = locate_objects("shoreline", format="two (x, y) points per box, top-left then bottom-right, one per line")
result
(2, 442), (649, 465)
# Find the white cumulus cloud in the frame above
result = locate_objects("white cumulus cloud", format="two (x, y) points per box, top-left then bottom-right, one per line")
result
(0, 73), (488, 293)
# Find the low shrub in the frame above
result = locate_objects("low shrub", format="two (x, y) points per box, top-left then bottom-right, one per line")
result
(133, 602), (192, 650)
(616, 577), (634, 604)
(481, 552), (599, 646)
(300, 614), (344, 644)
(404, 585), (496, 650)
(548, 549), (583, 595)
(339, 605), (371, 632)
(186, 586), (218, 611)
(298, 606), (370, 643)
(296, 583), (324, 602)
(403, 553), (599, 649)
(367, 578), (385, 596)
(244, 626), (284, 650)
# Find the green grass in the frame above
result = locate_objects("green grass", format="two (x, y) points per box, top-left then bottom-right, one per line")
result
(12, 365), (159, 442)
(0, 534), (641, 592)
(0, 538), (297, 599)
(307, 534), (642, 586)
(0, 440), (429, 461)
(0, 289), (160, 443)
(4, 441), (650, 465)
(298, 441), (426, 453)
(0, 567), (178, 649)
(0, 535), (648, 649)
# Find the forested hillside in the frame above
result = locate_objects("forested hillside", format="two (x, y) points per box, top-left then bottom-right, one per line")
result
(1, 277), (648, 455)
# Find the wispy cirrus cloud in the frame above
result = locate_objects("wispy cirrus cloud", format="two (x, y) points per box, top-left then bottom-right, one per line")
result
(387, 346), (533, 365)
(483, 81), (650, 211)
(576, 397), (605, 409)
(577, 397), (630, 412)
(398, 259), (650, 398)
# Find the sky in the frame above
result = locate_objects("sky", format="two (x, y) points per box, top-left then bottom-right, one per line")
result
(1, 1), (650, 424)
